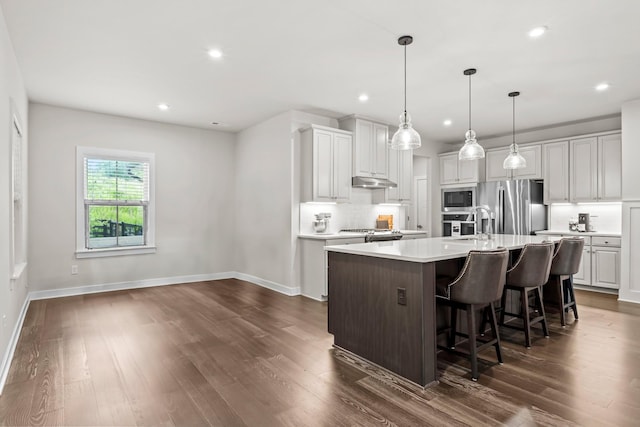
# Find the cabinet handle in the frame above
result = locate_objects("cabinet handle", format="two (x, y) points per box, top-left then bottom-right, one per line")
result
(604, 241), (609, 244)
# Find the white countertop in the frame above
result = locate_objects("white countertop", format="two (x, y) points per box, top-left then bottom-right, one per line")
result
(298, 230), (428, 240)
(536, 230), (621, 237)
(325, 234), (561, 263)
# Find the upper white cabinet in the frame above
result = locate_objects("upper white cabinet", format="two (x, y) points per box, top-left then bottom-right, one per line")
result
(300, 125), (352, 203)
(570, 133), (621, 202)
(543, 141), (570, 203)
(373, 148), (413, 204)
(439, 153), (483, 186)
(339, 116), (388, 178)
(485, 145), (542, 182)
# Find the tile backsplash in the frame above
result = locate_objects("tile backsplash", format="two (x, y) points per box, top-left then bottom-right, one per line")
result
(548, 203), (622, 233)
(299, 199), (406, 234)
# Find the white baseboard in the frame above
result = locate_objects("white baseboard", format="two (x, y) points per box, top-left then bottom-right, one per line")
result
(233, 272), (301, 296)
(0, 294), (30, 396)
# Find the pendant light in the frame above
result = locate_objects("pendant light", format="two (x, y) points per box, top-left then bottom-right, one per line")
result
(390, 35), (421, 150)
(503, 91), (527, 169)
(458, 68), (485, 161)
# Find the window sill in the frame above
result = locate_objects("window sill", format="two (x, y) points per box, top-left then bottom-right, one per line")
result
(76, 246), (157, 259)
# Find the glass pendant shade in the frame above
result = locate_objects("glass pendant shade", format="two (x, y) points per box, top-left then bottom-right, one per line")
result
(458, 129), (485, 160)
(503, 144), (527, 169)
(390, 112), (421, 150)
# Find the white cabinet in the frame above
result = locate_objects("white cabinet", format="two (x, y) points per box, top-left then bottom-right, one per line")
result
(373, 147), (413, 203)
(339, 116), (389, 178)
(485, 145), (542, 182)
(543, 141), (570, 204)
(570, 133), (621, 202)
(573, 239), (592, 285)
(301, 125), (352, 203)
(439, 153), (483, 186)
(299, 237), (365, 300)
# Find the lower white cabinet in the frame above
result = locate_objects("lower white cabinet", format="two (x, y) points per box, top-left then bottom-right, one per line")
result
(299, 237), (364, 300)
(538, 233), (620, 290)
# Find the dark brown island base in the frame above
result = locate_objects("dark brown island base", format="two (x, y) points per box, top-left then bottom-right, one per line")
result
(326, 235), (561, 387)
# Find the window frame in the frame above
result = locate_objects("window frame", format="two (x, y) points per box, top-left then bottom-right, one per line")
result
(10, 99), (27, 282)
(76, 146), (156, 258)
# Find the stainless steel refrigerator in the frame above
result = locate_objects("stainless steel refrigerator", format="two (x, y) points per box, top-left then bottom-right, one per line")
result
(476, 179), (547, 235)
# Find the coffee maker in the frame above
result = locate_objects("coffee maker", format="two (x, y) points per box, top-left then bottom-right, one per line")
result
(577, 213), (590, 232)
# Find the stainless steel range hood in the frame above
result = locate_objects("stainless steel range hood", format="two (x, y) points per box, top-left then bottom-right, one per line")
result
(352, 176), (398, 189)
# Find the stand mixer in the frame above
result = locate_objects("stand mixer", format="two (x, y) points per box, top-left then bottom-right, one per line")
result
(313, 213), (331, 233)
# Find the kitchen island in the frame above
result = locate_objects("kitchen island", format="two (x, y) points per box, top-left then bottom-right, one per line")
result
(325, 234), (559, 387)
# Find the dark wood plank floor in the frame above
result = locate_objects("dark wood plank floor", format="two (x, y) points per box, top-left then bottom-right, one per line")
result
(0, 279), (639, 426)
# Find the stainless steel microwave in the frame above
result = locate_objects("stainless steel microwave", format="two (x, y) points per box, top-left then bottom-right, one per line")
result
(442, 187), (475, 211)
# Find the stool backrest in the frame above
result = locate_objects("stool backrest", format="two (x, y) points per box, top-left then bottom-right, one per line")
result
(550, 237), (585, 276)
(448, 248), (509, 305)
(507, 242), (555, 287)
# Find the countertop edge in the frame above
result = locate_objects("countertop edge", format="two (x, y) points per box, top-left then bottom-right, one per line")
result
(536, 230), (621, 237)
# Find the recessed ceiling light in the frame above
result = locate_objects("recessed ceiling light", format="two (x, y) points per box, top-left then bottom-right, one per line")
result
(443, 119), (452, 126)
(528, 26), (548, 38)
(208, 48), (223, 59)
(358, 94), (369, 102)
(595, 82), (610, 91)
(157, 103), (170, 111)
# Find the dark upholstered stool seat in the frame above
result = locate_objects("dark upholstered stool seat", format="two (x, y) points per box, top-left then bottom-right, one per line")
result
(499, 242), (555, 348)
(546, 237), (584, 326)
(436, 248), (509, 381)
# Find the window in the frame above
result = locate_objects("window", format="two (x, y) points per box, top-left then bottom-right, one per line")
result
(76, 147), (155, 258)
(10, 101), (26, 282)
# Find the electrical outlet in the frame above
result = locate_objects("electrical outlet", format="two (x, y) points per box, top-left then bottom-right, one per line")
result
(71, 265), (78, 275)
(397, 288), (407, 306)
(2, 315), (7, 330)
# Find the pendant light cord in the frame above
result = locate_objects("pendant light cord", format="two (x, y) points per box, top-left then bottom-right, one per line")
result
(403, 44), (407, 115)
(512, 95), (516, 145)
(468, 73), (472, 131)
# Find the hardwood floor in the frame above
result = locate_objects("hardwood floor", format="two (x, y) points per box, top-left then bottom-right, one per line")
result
(0, 280), (639, 426)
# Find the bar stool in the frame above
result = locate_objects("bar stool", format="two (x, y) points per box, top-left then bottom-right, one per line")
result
(499, 242), (555, 348)
(436, 248), (509, 381)
(547, 237), (585, 326)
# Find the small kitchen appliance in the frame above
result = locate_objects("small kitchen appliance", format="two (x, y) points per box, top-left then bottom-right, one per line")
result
(312, 213), (331, 233)
(578, 213), (590, 232)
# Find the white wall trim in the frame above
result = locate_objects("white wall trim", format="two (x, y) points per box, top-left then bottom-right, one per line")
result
(233, 272), (301, 296)
(0, 294), (30, 396)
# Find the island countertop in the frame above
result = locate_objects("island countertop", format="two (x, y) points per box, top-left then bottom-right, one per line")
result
(325, 234), (561, 263)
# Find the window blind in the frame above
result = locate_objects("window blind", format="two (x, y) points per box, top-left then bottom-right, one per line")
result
(84, 158), (149, 202)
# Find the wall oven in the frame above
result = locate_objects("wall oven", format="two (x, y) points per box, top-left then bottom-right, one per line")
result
(442, 187), (475, 211)
(442, 213), (476, 237)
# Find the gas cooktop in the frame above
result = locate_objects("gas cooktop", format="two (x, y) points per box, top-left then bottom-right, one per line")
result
(340, 229), (403, 242)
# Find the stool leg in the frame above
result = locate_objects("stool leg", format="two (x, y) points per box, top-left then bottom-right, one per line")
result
(448, 306), (457, 349)
(467, 304), (478, 381)
(557, 277), (567, 327)
(535, 286), (550, 338)
(521, 288), (532, 348)
(479, 306), (488, 337)
(499, 288), (507, 326)
(568, 277), (579, 320)
(488, 302), (503, 364)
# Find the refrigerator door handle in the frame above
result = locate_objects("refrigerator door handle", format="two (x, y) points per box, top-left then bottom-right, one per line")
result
(497, 186), (504, 234)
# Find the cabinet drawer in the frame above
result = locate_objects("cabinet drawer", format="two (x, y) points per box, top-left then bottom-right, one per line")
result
(591, 236), (621, 247)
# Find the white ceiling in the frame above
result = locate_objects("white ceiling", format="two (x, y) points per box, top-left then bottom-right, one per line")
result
(2, 0), (639, 143)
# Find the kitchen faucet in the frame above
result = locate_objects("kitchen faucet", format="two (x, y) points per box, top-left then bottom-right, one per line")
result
(473, 206), (494, 240)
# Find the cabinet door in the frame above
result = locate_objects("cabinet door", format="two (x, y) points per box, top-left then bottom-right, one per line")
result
(353, 119), (373, 177)
(570, 137), (598, 202)
(485, 148), (511, 181)
(386, 147), (400, 201)
(398, 149), (413, 201)
(440, 154), (459, 184)
(373, 123), (389, 178)
(313, 129), (334, 201)
(543, 141), (569, 203)
(333, 133), (352, 202)
(573, 245), (591, 285)
(598, 133), (622, 201)
(514, 145), (542, 179)
(458, 158), (479, 183)
(592, 246), (620, 289)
